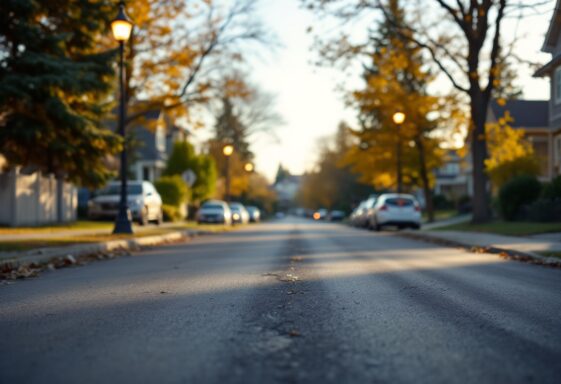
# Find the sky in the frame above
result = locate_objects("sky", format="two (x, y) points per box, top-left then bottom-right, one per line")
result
(235, 0), (554, 181)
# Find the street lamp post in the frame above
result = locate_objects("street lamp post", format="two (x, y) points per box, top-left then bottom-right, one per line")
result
(111, 2), (133, 234)
(392, 112), (406, 194)
(223, 144), (234, 202)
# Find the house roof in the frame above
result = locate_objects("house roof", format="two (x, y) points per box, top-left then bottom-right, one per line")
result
(542, 0), (561, 53)
(534, 52), (561, 77)
(490, 99), (549, 128)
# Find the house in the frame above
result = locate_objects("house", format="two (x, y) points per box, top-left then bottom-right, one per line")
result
(433, 150), (471, 200)
(274, 175), (301, 211)
(128, 109), (189, 183)
(533, 0), (561, 179)
(486, 99), (553, 181)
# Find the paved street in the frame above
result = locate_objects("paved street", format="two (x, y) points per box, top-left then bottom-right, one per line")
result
(1, 218), (561, 384)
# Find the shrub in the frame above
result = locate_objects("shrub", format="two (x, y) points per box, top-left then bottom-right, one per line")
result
(498, 175), (542, 221)
(542, 176), (561, 199)
(154, 175), (189, 207)
(433, 194), (453, 210)
(520, 198), (561, 222)
(161, 204), (182, 222)
(457, 195), (472, 214)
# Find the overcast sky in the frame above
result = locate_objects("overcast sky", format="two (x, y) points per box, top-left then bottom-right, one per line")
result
(235, 0), (553, 181)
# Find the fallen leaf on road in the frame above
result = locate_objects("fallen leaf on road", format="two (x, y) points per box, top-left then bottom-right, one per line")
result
(288, 330), (301, 337)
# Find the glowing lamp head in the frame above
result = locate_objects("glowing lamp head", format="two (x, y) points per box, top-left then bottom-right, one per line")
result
(244, 162), (254, 172)
(111, 3), (133, 42)
(223, 144), (234, 156)
(392, 112), (406, 125)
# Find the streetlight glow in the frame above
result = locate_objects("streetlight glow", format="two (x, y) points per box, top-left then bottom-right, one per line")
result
(111, 4), (133, 42)
(244, 162), (254, 172)
(223, 144), (234, 156)
(393, 112), (406, 125)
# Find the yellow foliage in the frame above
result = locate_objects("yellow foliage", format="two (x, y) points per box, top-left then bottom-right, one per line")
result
(485, 115), (539, 190)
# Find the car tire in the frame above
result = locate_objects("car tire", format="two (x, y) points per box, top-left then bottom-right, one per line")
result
(138, 207), (148, 226)
(155, 209), (163, 225)
(411, 223), (421, 230)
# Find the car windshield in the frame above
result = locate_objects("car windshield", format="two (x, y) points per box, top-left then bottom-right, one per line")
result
(202, 204), (224, 210)
(385, 198), (414, 207)
(99, 184), (142, 196)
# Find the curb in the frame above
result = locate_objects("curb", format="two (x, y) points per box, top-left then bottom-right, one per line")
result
(0, 229), (214, 275)
(397, 231), (561, 268)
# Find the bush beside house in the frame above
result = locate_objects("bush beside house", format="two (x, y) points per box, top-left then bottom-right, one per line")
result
(154, 176), (189, 222)
(498, 175), (561, 222)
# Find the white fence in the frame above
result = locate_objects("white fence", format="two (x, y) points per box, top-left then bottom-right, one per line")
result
(0, 168), (77, 227)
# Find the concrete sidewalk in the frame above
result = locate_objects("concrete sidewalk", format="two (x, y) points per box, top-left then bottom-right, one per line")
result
(0, 227), (213, 271)
(402, 229), (561, 265)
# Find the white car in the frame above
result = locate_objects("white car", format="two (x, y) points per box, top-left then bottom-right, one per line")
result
(229, 202), (250, 224)
(88, 181), (163, 225)
(197, 200), (232, 225)
(369, 194), (421, 231)
(246, 206), (261, 222)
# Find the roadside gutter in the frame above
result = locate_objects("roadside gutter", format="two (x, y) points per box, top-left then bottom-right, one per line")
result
(0, 229), (213, 280)
(398, 230), (561, 268)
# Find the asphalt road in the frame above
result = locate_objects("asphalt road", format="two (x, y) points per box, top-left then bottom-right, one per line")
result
(1, 218), (560, 383)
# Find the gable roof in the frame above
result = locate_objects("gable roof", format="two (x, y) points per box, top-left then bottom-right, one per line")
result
(490, 100), (548, 128)
(542, 0), (561, 53)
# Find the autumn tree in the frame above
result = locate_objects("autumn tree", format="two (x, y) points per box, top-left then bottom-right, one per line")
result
(120, 0), (272, 129)
(485, 110), (539, 190)
(297, 123), (373, 212)
(341, 0), (445, 221)
(0, 0), (121, 187)
(303, 0), (548, 223)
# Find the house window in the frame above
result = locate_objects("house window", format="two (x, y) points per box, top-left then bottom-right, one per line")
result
(555, 67), (561, 104)
(142, 166), (151, 181)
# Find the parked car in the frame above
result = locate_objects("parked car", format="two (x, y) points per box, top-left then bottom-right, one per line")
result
(328, 210), (345, 221)
(368, 193), (421, 231)
(313, 208), (328, 220)
(197, 200), (232, 225)
(229, 202), (250, 224)
(246, 206), (261, 223)
(351, 195), (377, 228)
(88, 181), (163, 225)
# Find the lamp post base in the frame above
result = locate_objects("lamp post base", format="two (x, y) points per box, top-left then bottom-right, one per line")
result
(113, 209), (133, 234)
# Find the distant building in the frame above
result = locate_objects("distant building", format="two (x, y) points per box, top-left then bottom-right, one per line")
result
(434, 150), (470, 200)
(274, 175), (301, 211)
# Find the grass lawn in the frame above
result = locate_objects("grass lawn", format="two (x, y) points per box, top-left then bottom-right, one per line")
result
(0, 221), (234, 252)
(0, 220), (113, 234)
(433, 220), (561, 236)
(538, 251), (561, 260)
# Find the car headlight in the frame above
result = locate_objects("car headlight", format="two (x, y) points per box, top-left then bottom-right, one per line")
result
(128, 198), (142, 208)
(233, 213), (240, 220)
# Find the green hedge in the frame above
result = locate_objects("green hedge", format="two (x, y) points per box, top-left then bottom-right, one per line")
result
(498, 175), (542, 221)
(154, 175), (189, 207)
(542, 175), (561, 199)
(161, 204), (182, 222)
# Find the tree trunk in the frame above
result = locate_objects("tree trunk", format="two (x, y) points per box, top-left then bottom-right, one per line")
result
(415, 136), (434, 222)
(470, 92), (491, 223)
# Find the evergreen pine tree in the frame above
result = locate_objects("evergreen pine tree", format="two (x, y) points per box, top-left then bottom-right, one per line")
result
(0, 0), (121, 188)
